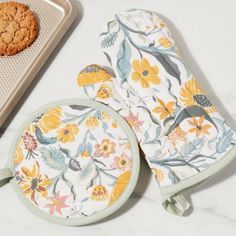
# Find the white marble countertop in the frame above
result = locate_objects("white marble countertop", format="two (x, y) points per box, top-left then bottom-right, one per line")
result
(1, 0), (236, 235)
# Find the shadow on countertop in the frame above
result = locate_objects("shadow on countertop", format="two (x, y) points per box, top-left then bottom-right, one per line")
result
(0, 0), (83, 137)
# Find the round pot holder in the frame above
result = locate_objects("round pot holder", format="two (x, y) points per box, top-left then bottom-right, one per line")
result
(0, 99), (140, 226)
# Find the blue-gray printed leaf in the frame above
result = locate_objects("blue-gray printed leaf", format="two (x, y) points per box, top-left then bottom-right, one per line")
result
(181, 137), (205, 156)
(39, 147), (67, 171)
(166, 105), (217, 135)
(69, 105), (89, 111)
(68, 159), (81, 171)
(102, 122), (114, 138)
(77, 141), (93, 157)
(154, 54), (181, 85)
(168, 168), (180, 184)
(216, 129), (234, 153)
(116, 40), (132, 84)
(101, 32), (118, 48)
(77, 142), (86, 154)
(35, 126), (57, 145)
(143, 130), (149, 143)
(61, 173), (76, 200)
(137, 105), (161, 126)
(60, 146), (72, 158)
(89, 131), (97, 141)
(81, 197), (89, 202)
(103, 52), (112, 65)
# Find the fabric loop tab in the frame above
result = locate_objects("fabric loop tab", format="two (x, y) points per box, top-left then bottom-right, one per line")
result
(162, 193), (190, 216)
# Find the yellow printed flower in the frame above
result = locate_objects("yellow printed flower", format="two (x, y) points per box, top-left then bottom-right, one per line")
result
(86, 116), (99, 129)
(57, 124), (79, 143)
(101, 111), (110, 121)
(20, 161), (52, 204)
(168, 126), (187, 144)
(97, 84), (113, 99)
(81, 150), (90, 158)
(180, 78), (216, 113)
(160, 20), (166, 28)
(158, 37), (172, 48)
(188, 116), (211, 137)
(77, 65), (112, 87)
(108, 170), (131, 206)
(111, 153), (132, 171)
(145, 16), (166, 31)
(153, 168), (164, 182)
(26, 107), (62, 134)
(94, 139), (116, 158)
(91, 185), (109, 201)
(14, 144), (24, 166)
(132, 58), (161, 88)
(37, 107), (62, 133)
(112, 122), (118, 128)
(152, 98), (175, 120)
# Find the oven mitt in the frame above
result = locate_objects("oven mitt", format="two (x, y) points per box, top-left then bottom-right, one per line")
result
(77, 9), (236, 216)
(78, 63), (236, 216)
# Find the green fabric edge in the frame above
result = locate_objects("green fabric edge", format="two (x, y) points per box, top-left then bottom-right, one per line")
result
(161, 144), (236, 215)
(4, 98), (140, 226)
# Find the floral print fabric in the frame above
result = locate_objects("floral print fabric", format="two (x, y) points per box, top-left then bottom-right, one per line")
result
(77, 9), (236, 191)
(13, 104), (133, 218)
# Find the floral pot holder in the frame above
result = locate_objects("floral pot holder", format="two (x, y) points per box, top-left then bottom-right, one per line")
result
(0, 99), (140, 225)
(77, 9), (236, 215)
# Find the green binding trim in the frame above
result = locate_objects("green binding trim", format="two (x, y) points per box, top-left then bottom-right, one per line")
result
(161, 145), (236, 216)
(0, 168), (13, 187)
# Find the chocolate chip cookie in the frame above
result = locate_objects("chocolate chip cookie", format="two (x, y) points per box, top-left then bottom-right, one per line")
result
(0, 2), (38, 56)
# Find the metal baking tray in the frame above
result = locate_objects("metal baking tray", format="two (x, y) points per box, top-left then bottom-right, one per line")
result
(0, 0), (77, 127)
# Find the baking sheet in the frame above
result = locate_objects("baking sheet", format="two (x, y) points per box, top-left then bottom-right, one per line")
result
(0, 0), (77, 127)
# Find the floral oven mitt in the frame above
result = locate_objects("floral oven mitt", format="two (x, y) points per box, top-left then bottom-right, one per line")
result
(77, 9), (236, 215)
